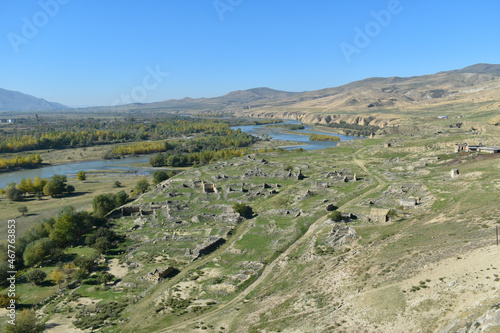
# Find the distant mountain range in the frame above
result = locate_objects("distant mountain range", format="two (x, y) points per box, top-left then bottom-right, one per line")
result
(100, 63), (500, 114)
(4, 63), (500, 122)
(0, 88), (69, 111)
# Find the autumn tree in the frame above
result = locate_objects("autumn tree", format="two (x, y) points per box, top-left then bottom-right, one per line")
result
(77, 170), (86, 181)
(50, 269), (65, 288)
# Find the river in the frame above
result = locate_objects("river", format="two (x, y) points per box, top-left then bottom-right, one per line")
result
(0, 121), (359, 188)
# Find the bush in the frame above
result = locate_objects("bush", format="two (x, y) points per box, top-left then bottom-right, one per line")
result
(91, 237), (112, 253)
(233, 203), (253, 218)
(114, 191), (129, 207)
(74, 254), (99, 272)
(153, 170), (170, 184)
(328, 210), (343, 222)
(92, 194), (117, 217)
(26, 269), (47, 285)
(113, 181), (122, 188)
(72, 269), (88, 282)
(96, 272), (115, 285)
(135, 179), (150, 194)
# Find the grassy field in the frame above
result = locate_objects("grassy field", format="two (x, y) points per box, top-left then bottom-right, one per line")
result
(0, 172), (149, 240)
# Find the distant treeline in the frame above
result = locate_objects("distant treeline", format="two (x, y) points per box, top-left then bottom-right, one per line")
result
(265, 124), (305, 130)
(0, 115), (270, 154)
(149, 130), (257, 167)
(0, 131), (135, 153)
(309, 134), (340, 141)
(326, 121), (379, 137)
(0, 154), (42, 170)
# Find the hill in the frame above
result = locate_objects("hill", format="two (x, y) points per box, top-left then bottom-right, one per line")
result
(0, 88), (69, 111)
(93, 63), (500, 128)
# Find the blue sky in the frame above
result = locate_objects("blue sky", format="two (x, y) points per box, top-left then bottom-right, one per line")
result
(1, 0), (499, 107)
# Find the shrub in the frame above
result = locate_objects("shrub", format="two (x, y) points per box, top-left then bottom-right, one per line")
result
(135, 179), (150, 194)
(96, 272), (115, 285)
(74, 254), (99, 272)
(113, 181), (122, 188)
(233, 203), (253, 218)
(153, 170), (170, 184)
(114, 191), (129, 207)
(26, 269), (47, 285)
(328, 210), (343, 222)
(92, 194), (117, 217)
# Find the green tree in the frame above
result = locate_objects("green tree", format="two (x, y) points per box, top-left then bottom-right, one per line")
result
(5, 185), (23, 201)
(5, 309), (44, 333)
(26, 269), (47, 285)
(77, 170), (86, 181)
(92, 194), (117, 217)
(66, 184), (75, 194)
(49, 208), (94, 246)
(113, 180), (122, 188)
(43, 174), (68, 197)
(153, 170), (170, 184)
(91, 237), (112, 253)
(114, 191), (129, 207)
(86, 228), (117, 246)
(74, 254), (98, 272)
(135, 179), (150, 194)
(96, 272), (115, 285)
(23, 238), (54, 267)
(18, 206), (28, 216)
(233, 203), (254, 218)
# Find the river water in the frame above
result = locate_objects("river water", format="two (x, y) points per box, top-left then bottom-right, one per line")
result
(0, 121), (359, 188)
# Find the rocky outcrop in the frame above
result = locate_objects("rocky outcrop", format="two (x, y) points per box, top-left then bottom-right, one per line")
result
(239, 110), (398, 128)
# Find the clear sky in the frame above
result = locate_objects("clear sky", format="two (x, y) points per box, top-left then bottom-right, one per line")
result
(1, 0), (499, 107)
